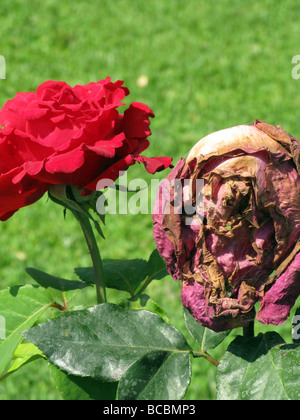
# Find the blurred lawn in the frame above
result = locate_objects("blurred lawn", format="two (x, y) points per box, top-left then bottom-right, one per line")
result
(0, 0), (300, 400)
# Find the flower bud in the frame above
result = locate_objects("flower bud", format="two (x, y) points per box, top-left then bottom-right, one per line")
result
(153, 121), (300, 331)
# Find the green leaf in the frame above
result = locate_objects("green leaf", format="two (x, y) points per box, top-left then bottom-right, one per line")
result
(0, 285), (53, 377)
(118, 294), (170, 323)
(0, 343), (44, 382)
(75, 259), (148, 296)
(26, 267), (88, 307)
(216, 332), (300, 400)
(147, 249), (169, 281)
(183, 307), (230, 351)
(49, 364), (118, 400)
(23, 303), (191, 384)
(117, 350), (190, 400)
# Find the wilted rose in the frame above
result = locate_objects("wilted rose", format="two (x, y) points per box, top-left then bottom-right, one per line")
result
(0, 77), (172, 220)
(153, 121), (300, 332)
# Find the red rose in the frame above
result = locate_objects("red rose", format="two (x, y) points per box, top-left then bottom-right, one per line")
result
(0, 77), (172, 220)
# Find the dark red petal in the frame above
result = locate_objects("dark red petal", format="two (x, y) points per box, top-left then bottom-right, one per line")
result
(45, 148), (85, 174)
(0, 169), (48, 221)
(134, 156), (173, 174)
(84, 154), (136, 191)
(35, 80), (69, 101)
(119, 102), (154, 139)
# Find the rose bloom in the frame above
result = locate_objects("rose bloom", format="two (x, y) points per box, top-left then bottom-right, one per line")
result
(153, 120), (300, 332)
(0, 77), (172, 220)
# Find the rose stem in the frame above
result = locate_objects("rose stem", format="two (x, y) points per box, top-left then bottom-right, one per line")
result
(134, 276), (153, 298)
(201, 352), (219, 367)
(74, 210), (106, 304)
(192, 350), (219, 367)
(243, 320), (255, 338)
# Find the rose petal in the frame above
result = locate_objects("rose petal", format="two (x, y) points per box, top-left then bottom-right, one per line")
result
(134, 156), (173, 174)
(153, 122), (300, 331)
(257, 251), (300, 325)
(119, 102), (154, 139)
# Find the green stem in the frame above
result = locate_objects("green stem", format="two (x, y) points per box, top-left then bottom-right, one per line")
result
(192, 350), (219, 367)
(202, 352), (219, 367)
(73, 210), (106, 304)
(134, 276), (154, 298)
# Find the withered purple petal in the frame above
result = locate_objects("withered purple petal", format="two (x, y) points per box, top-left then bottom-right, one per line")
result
(257, 249), (300, 325)
(153, 122), (300, 331)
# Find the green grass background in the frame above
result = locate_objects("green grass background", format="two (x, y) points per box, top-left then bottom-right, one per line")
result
(0, 0), (300, 400)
